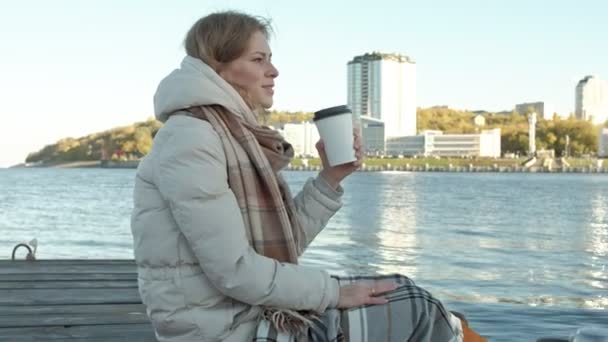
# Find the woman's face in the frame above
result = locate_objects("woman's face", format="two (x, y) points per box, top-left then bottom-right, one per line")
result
(219, 31), (279, 110)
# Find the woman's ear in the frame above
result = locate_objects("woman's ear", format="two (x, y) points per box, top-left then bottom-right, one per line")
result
(217, 67), (234, 84)
(217, 67), (225, 78)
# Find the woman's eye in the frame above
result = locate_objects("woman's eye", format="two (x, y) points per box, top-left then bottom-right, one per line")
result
(253, 58), (264, 63)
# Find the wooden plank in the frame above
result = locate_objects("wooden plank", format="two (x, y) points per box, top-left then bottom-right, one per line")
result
(0, 280), (138, 289)
(0, 263), (137, 275)
(0, 259), (136, 265)
(0, 288), (142, 305)
(0, 273), (137, 282)
(0, 311), (150, 328)
(11, 336), (156, 342)
(0, 260), (158, 341)
(0, 323), (157, 341)
(0, 304), (146, 316)
(12, 337), (156, 342)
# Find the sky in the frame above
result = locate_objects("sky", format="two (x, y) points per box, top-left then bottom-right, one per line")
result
(1, 0), (607, 167)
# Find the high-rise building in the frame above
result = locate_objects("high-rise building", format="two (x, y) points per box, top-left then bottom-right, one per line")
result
(347, 52), (416, 140)
(575, 75), (608, 124)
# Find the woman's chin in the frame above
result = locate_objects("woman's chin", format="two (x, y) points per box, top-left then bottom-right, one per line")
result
(260, 99), (273, 109)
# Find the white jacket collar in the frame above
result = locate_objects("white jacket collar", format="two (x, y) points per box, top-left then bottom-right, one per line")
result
(153, 56), (257, 124)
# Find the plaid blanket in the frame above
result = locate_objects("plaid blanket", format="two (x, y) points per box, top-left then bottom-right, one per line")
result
(254, 274), (464, 342)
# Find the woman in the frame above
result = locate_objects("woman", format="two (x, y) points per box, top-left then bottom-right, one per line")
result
(131, 10), (485, 342)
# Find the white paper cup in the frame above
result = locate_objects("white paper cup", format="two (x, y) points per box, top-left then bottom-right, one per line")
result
(313, 105), (356, 167)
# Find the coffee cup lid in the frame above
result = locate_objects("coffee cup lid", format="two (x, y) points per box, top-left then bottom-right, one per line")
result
(313, 105), (352, 121)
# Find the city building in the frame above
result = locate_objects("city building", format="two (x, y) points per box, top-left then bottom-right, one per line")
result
(347, 52), (417, 140)
(575, 75), (608, 124)
(599, 128), (608, 158)
(360, 116), (385, 155)
(279, 122), (319, 158)
(386, 129), (501, 158)
(515, 101), (554, 120)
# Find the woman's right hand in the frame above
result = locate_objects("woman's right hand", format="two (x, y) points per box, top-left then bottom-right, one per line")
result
(337, 281), (399, 309)
(316, 128), (364, 190)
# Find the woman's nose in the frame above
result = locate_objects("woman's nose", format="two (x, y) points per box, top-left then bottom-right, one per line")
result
(267, 63), (279, 78)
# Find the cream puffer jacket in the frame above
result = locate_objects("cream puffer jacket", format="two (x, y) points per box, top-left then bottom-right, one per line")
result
(130, 56), (342, 341)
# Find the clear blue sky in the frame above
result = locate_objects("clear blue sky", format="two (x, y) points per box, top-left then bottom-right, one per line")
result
(1, 0), (607, 167)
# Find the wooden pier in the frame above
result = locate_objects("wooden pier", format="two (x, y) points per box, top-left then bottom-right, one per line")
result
(2, 259), (601, 341)
(0, 259), (157, 341)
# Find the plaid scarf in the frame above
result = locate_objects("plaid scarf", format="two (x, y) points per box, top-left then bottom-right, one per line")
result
(186, 105), (303, 264)
(186, 105), (319, 334)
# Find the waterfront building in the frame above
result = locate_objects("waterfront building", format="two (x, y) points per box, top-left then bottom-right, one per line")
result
(347, 52), (417, 143)
(575, 75), (608, 124)
(360, 116), (385, 155)
(386, 129), (501, 157)
(279, 122), (319, 158)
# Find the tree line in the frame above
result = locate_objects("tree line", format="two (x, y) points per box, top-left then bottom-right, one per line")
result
(417, 107), (604, 156)
(26, 119), (162, 164)
(25, 108), (606, 164)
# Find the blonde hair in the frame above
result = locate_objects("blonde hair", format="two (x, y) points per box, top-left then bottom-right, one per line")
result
(184, 11), (272, 73)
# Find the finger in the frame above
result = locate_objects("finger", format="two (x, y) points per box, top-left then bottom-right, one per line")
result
(316, 139), (324, 149)
(366, 296), (389, 305)
(374, 282), (400, 295)
(315, 142), (326, 157)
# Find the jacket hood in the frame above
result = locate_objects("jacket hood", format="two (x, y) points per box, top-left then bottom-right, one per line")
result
(153, 56), (256, 124)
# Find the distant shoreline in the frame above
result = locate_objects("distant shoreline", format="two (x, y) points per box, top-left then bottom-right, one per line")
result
(288, 164), (608, 173)
(10, 160), (139, 169)
(10, 159), (608, 173)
